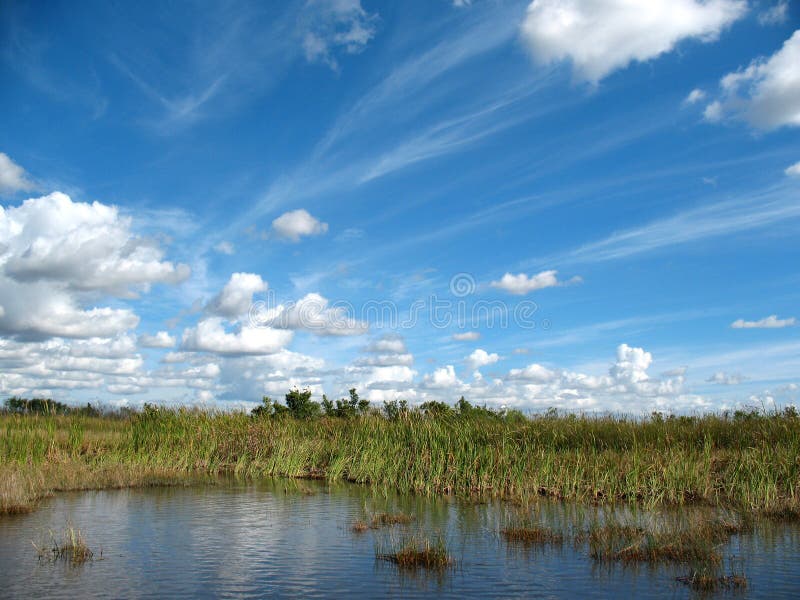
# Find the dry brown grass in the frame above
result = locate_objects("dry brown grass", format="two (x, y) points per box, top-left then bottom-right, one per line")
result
(369, 511), (414, 528)
(676, 571), (748, 591)
(501, 524), (564, 545)
(351, 520), (369, 533)
(376, 535), (452, 570)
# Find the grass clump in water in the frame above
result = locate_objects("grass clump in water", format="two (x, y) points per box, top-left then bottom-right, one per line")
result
(585, 515), (741, 565)
(501, 520), (564, 546)
(676, 570), (748, 592)
(370, 511), (414, 528)
(376, 534), (452, 570)
(351, 520), (369, 533)
(33, 525), (95, 565)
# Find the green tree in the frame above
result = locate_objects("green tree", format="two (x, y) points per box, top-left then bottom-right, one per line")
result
(285, 388), (320, 419)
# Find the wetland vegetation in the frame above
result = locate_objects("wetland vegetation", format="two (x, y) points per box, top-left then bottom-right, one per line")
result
(3, 392), (799, 520)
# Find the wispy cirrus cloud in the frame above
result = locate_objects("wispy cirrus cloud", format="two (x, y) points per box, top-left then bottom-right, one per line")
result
(543, 183), (800, 266)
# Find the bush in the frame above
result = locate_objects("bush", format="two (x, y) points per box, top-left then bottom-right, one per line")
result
(285, 388), (320, 420)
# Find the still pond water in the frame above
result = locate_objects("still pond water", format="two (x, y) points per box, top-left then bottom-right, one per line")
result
(0, 478), (798, 598)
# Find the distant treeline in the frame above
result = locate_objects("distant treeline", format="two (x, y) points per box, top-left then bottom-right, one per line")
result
(2, 396), (127, 417)
(250, 388), (528, 421)
(3, 390), (796, 422)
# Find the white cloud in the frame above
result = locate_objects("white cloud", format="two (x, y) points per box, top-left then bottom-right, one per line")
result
(181, 317), (293, 355)
(731, 315), (796, 329)
(271, 209), (329, 242)
(356, 334), (413, 367)
(423, 364), (462, 389)
(703, 100), (724, 121)
(520, 0), (746, 83)
(452, 331), (481, 341)
(138, 331), (176, 348)
(466, 348), (500, 370)
(207, 272), (267, 319)
(707, 371), (746, 385)
(705, 30), (800, 129)
(549, 185), (800, 265)
(1, 192), (190, 296)
(496, 343), (692, 411)
(684, 88), (707, 105)
(302, 0), (378, 71)
(256, 292), (368, 336)
(0, 153), (34, 194)
(213, 241), (235, 255)
(758, 1), (788, 25)
(785, 161), (800, 177)
(610, 343), (652, 386)
(490, 270), (574, 294)
(366, 336), (407, 354)
(508, 363), (556, 382)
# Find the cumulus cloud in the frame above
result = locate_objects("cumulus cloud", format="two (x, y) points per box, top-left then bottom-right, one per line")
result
(498, 343), (691, 412)
(138, 331), (176, 348)
(423, 364), (462, 389)
(207, 272), (267, 319)
(704, 30), (800, 129)
(0, 193), (192, 340)
(785, 161), (800, 177)
(255, 292), (368, 336)
(758, 1), (788, 25)
(1, 192), (190, 296)
(731, 315), (796, 329)
(271, 209), (329, 242)
(452, 331), (481, 341)
(181, 317), (293, 355)
(520, 0), (746, 83)
(302, 0), (378, 71)
(490, 270), (577, 294)
(0, 153), (34, 194)
(466, 348), (500, 370)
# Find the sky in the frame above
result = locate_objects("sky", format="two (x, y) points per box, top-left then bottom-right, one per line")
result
(0, 0), (798, 414)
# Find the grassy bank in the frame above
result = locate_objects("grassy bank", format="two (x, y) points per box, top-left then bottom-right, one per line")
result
(2, 405), (800, 516)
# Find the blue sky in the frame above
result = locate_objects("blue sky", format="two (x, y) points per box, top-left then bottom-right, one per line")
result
(1, 0), (798, 412)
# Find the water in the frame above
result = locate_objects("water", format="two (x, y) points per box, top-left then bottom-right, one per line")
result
(1, 479), (798, 598)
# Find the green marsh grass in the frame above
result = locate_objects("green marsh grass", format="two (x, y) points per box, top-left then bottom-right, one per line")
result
(2, 408), (800, 516)
(376, 533), (452, 570)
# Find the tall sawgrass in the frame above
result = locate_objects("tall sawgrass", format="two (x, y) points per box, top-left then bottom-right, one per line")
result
(2, 408), (799, 515)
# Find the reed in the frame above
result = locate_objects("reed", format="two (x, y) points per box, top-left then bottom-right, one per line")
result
(676, 571), (748, 591)
(2, 408), (799, 516)
(584, 514), (748, 565)
(501, 521), (564, 545)
(376, 534), (452, 569)
(33, 524), (95, 565)
(369, 511), (415, 528)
